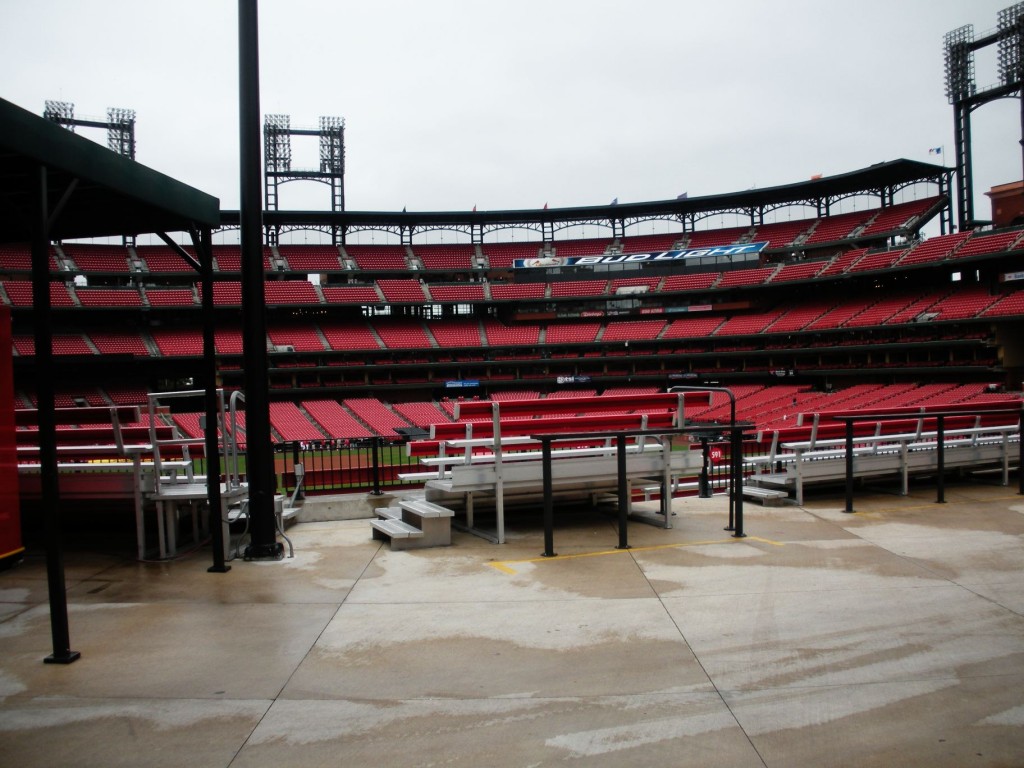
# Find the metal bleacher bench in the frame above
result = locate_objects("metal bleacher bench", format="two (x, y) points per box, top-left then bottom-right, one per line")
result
(746, 423), (1020, 504)
(16, 405), (201, 559)
(382, 392), (712, 547)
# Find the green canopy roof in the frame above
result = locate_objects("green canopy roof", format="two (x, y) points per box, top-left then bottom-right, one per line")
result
(0, 96), (219, 243)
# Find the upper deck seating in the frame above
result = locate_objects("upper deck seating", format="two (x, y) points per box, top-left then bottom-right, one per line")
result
(13, 333), (92, 356)
(846, 248), (908, 273)
(817, 248), (868, 277)
(768, 260), (827, 283)
(549, 279), (608, 297)
(62, 245), (131, 272)
(717, 266), (775, 288)
(321, 284), (381, 304)
(619, 233), (683, 253)
(488, 283), (547, 300)
(484, 321), (540, 346)
(264, 280), (321, 304)
(151, 328), (203, 357)
(268, 324), (327, 352)
(685, 227), (749, 247)
(134, 246), (197, 273)
(211, 246), (274, 272)
(374, 320), (433, 349)
(661, 315), (725, 339)
(479, 241), (541, 268)
(660, 272), (720, 292)
(715, 310), (784, 336)
(0, 244), (60, 272)
(858, 196), (942, 237)
(426, 283), (486, 302)
(3, 280), (75, 307)
(751, 219), (813, 249)
(75, 287), (144, 307)
(803, 210), (873, 244)
(551, 238), (613, 257)
(89, 331), (150, 356)
(414, 244), (476, 270)
(600, 319), (666, 342)
(545, 322), (601, 344)
(981, 287), (1024, 317)
(346, 245), (408, 270)
(897, 232), (972, 267)
(144, 288), (196, 307)
(952, 229), (1023, 260)
(278, 246), (344, 272)
(427, 320), (484, 348)
(319, 321), (381, 351)
(377, 279), (427, 303)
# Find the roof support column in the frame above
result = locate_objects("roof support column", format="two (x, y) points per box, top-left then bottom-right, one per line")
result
(31, 164), (80, 664)
(239, 0), (282, 559)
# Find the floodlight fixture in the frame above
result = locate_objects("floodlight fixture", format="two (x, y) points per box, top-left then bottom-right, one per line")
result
(106, 107), (136, 158)
(944, 24), (975, 104)
(43, 100), (76, 130)
(264, 113), (292, 173)
(318, 116), (345, 174)
(998, 3), (1024, 87)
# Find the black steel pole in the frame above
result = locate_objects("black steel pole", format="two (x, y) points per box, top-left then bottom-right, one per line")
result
(371, 437), (382, 496)
(616, 434), (630, 550)
(936, 415), (946, 504)
(32, 166), (79, 664)
(239, 0), (281, 559)
(541, 438), (555, 557)
(731, 427), (745, 538)
(844, 420), (855, 513)
(197, 227), (229, 573)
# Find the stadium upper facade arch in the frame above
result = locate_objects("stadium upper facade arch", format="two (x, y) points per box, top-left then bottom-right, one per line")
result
(224, 158), (952, 246)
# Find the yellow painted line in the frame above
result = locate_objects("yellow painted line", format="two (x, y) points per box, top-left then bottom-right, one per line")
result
(486, 535), (784, 575)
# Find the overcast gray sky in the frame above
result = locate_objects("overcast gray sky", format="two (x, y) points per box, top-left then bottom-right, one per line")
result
(0, 0), (1019, 227)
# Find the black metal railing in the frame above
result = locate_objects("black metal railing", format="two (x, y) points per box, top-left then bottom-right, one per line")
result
(274, 437), (421, 496)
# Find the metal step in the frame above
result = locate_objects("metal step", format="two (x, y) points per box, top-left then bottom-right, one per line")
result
(370, 518), (424, 539)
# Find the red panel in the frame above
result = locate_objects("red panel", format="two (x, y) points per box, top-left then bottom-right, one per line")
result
(0, 307), (22, 566)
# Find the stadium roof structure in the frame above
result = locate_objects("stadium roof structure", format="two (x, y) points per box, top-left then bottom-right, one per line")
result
(0, 96), (219, 242)
(0, 95), (225, 665)
(237, 158), (952, 239)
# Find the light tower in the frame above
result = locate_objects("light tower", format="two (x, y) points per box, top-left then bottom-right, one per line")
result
(262, 113), (346, 244)
(944, 3), (1024, 231)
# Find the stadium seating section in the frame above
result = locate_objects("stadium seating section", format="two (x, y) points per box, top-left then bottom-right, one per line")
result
(4, 197), (1023, 441)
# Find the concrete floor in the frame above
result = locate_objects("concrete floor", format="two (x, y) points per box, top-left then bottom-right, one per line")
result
(2, 482), (1024, 767)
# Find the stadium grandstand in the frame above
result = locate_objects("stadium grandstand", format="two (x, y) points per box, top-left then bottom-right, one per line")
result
(5, 162), (1022, 438)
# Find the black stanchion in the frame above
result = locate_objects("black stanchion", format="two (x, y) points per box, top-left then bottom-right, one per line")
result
(616, 434), (630, 550)
(699, 436), (712, 498)
(541, 438), (556, 558)
(370, 437), (382, 496)
(731, 427), (746, 538)
(845, 420), (855, 513)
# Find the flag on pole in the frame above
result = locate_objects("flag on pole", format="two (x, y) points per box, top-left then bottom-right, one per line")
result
(676, 192), (688, 200)
(810, 173), (823, 180)
(928, 147), (943, 155)
(472, 204), (477, 212)
(610, 197), (618, 205)
(542, 202), (548, 210)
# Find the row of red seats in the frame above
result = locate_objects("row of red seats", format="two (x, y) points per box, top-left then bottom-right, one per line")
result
(11, 284), (1021, 359)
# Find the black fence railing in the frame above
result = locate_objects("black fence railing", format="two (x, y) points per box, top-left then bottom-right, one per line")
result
(271, 432), (771, 500)
(275, 438), (421, 496)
